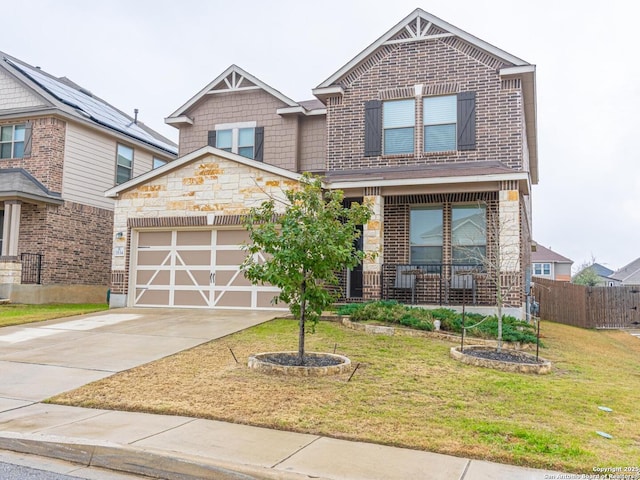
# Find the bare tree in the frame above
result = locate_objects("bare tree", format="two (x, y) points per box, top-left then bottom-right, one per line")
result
(452, 201), (523, 352)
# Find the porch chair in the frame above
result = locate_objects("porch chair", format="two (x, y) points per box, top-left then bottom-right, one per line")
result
(450, 266), (477, 304)
(392, 265), (418, 304)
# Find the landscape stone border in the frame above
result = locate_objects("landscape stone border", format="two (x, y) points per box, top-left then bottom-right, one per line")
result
(248, 351), (351, 376)
(450, 345), (552, 374)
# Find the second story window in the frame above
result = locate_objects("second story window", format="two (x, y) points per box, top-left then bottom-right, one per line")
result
(364, 91), (476, 157)
(533, 263), (551, 276)
(116, 144), (134, 185)
(208, 122), (264, 162)
(424, 95), (456, 152)
(0, 124), (26, 159)
(153, 157), (167, 169)
(383, 99), (415, 155)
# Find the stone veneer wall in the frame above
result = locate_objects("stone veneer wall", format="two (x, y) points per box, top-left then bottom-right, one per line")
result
(110, 153), (299, 296)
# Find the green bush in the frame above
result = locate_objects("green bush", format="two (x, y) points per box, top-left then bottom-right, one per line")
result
(336, 302), (538, 343)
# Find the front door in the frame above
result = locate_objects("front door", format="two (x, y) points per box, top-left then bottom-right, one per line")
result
(349, 225), (364, 298)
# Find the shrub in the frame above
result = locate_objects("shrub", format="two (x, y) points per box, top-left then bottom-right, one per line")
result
(336, 302), (538, 344)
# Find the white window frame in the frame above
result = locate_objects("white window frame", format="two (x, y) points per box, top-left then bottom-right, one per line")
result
(423, 95), (457, 153)
(153, 157), (167, 169)
(383, 99), (415, 155)
(533, 263), (551, 276)
(116, 143), (134, 185)
(0, 124), (26, 159)
(214, 121), (257, 159)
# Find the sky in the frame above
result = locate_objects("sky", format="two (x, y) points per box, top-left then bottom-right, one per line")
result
(2, 0), (638, 272)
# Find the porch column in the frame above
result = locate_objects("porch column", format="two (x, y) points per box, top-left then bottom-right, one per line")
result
(2, 201), (21, 257)
(498, 181), (521, 307)
(362, 187), (383, 300)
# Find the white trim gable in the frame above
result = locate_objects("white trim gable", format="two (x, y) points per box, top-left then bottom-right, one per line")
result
(314, 8), (530, 92)
(105, 145), (302, 198)
(166, 65), (299, 121)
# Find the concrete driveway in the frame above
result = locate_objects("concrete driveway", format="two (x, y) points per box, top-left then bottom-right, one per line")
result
(0, 308), (280, 405)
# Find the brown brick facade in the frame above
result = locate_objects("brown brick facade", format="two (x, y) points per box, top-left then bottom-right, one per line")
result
(326, 40), (523, 172)
(0, 116), (65, 192)
(19, 201), (112, 286)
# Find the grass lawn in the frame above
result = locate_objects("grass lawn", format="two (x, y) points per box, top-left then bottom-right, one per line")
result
(48, 318), (640, 472)
(0, 303), (109, 327)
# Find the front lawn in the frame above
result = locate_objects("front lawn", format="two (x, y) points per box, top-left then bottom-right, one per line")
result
(48, 319), (640, 472)
(0, 303), (108, 328)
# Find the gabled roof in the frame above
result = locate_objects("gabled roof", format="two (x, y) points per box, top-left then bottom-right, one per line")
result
(0, 52), (177, 156)
(531, 244), (573, 264)
(312, 8), (538, 185)
(610, 257), (640, 283)
(590, 263), (615, 278)
(167, 65), (300, 122)
(105, 145), (302, 198)
(315, 8), (529, 91)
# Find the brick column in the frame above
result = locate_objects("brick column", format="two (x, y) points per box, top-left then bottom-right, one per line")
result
(363, 187), (383, 300)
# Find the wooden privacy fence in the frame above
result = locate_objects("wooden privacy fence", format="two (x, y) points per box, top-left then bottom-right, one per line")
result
(532, 277), (640, 329)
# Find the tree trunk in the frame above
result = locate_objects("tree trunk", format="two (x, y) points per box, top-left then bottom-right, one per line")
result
(298, 278), (306, 366)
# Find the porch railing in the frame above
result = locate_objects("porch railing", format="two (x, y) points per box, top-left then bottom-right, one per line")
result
(380, 263), (494, 306)
(21, 253), (43, 285)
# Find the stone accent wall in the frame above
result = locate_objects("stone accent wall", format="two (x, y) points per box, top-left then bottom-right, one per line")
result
(326, 39), (524, 172)
(177, 89), (299, 172)
(0, 116), (66, 192)
(0, 260), (21, 284)
(112, 153), (299, 276)
(19, 201), (113, 286)
(363, 188), (383, 273)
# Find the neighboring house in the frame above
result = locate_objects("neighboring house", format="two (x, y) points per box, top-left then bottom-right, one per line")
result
(573, 263), (620, 287)
(106, 9), (538, 318)
(531, 244), (573, 281)
(610, 257), (640, 285)
(0, 52), (177, 303)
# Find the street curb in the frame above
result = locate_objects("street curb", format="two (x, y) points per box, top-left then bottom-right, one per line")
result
(0, 432), (327, 480)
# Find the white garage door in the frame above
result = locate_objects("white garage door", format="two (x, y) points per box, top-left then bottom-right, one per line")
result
(133, 229), (282, 309)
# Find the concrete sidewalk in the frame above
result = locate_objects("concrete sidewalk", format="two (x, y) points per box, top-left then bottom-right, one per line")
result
(0, 403), (563, 480)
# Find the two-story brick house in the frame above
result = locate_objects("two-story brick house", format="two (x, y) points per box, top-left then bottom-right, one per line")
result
(0, 52), (177, 303)
(106, 9), (537, 317)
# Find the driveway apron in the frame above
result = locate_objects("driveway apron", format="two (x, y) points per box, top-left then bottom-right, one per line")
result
(0, 308), (278, 403)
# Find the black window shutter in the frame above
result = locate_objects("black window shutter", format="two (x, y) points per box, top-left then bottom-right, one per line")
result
(207, 130), (217, 147)
(254, 126), (264, 162)
(457, 92), (476, 151)
(364, 100), (382, 157)
(23, 121), (33, 158)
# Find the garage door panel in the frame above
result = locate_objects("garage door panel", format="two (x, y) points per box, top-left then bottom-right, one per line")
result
(136, 289), (170, 305)
(176, 230), (212, 246)
(133, 228), (283, 309)
(175, 270), (210, 286)
(215, 291), (251, 308)
(176, 250), (212, 266)
(139, 231), (172, 247)
(137, 250), (171, 266)
(217, 230), (249, 245)
(174, 290), (209, 307)
(258, 291), (283, 308)
(216, 250), (248, 266)
(137, 270), (170, 285)
(216, 270), (251, 287)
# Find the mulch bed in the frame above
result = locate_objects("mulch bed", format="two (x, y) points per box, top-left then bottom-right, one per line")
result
(461, 348), (545, 364)
(260, 352), (344, 367)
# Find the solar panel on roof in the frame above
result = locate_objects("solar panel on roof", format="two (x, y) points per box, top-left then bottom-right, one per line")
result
(9, 60), (176, 154)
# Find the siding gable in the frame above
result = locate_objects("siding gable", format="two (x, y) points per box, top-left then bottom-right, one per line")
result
(0, 67), (48, 111)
